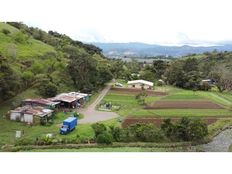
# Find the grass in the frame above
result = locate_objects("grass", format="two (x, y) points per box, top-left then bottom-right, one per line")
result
(162, 92), (205, 100)
(24, 147), (187, 152)
(0, 22), (56, 59)
(0, 108), (120, 146)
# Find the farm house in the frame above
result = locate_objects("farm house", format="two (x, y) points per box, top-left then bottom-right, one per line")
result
(9, 106), (54, 125)
(127, 80), (154, 89)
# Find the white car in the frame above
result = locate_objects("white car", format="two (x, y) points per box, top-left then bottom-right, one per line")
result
(115, 82), (123, 87)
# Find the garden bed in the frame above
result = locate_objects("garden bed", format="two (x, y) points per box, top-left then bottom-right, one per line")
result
(145, 100), (224, 109)
(122, 117), (218, 128)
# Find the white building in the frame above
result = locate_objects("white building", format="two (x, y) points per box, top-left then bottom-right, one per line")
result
(127, 80), (154, 89)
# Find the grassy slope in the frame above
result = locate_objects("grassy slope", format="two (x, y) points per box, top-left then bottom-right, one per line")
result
(0, 22), (56, 58)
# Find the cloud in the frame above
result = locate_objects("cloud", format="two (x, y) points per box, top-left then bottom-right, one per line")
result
(1, 0), (232, 45)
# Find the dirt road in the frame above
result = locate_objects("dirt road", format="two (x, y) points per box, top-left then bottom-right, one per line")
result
(78, 84), (119, 124)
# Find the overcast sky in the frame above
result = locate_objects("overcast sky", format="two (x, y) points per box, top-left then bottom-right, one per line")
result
(1, 0), (232, 45)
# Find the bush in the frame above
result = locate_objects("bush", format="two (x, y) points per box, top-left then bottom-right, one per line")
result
(91, 123), (107, 137)
(15, 138), (35, 146)
(96, 131), (113, 144)
(2, 28), (10, 35)
(189, 119), (208, 141)
(161, 117), (208, 142)
(135, 92), (148, 105)
(13, 32), (28, 43)
(110, 126), (122, 142)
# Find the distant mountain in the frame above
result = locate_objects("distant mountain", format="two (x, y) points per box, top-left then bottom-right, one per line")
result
(92, 42), (232, 58)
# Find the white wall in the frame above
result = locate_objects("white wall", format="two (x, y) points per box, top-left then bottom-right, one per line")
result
(10, 112), (21, 120)
(23, 114), (33, 123)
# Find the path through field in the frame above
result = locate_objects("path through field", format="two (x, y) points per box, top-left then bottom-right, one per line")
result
(78, 84), (119, 124)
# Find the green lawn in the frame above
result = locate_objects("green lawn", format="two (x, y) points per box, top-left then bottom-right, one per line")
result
(0, 109), (120, 146)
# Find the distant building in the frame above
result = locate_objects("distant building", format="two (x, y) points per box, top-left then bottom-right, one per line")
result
(127, 80), (154, 89)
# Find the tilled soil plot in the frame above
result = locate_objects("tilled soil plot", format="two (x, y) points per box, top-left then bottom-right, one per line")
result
(145, 100), (224, 109)
(122, 117), (218, 128)
(110, 87), (168, 96)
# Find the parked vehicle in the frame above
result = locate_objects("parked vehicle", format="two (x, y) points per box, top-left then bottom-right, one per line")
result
(115, 82), (123, 87)
(60, 117), (77, 135)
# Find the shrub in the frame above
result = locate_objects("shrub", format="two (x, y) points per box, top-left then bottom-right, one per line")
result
(120, 123), (167, 142)
(91, 123), (107, 137)
(2, 28), (10, 35)
(161, 117), (208, 142)
(109, 126), (122, 142)
(96, 131), (113, 144)
(15, 138), (35, 146)
(135, 92), (148, 105)
(13, 32), (28, 44)
(189, 119), (208, 141)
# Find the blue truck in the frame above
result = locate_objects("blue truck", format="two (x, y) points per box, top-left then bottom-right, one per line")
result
(60, 117), (77, 135)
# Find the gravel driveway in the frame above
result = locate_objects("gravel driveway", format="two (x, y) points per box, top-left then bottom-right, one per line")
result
(78, 84), (119, 124)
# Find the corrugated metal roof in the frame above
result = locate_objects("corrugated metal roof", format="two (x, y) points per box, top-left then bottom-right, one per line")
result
(11, 106), (53, 117)
(51, 92), (89, 103)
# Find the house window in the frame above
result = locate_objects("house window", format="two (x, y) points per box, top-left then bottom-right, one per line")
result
(132, 85), (135, 88)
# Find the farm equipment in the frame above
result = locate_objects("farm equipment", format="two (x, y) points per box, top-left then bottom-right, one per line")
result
(60, 116), (77, 135)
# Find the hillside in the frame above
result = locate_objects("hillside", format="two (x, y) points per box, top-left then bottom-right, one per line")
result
(93, 42), (232, 58)
(0, 22), (113, 104)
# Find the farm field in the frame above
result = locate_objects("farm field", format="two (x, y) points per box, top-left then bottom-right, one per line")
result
(102, 85), (232, 118)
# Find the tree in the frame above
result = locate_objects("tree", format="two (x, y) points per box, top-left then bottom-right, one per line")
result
(189, 119), (208, 141)
(91, 123), (107, 137)
(140, 69), (156, 82)
(166, 58), (202, 90)
(0, 54), (21, 100)
(161, 118), (175, 139)
(67, 51), (98, 91)
(152, 60), (168, 79)
(210, 65), (232, 92)
(109, 126), (122, 142)
(38, 82), (58, 97)
(22, 71), (34, 87)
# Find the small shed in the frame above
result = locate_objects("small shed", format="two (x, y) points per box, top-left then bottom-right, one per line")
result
(9, 106), (54, 125)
